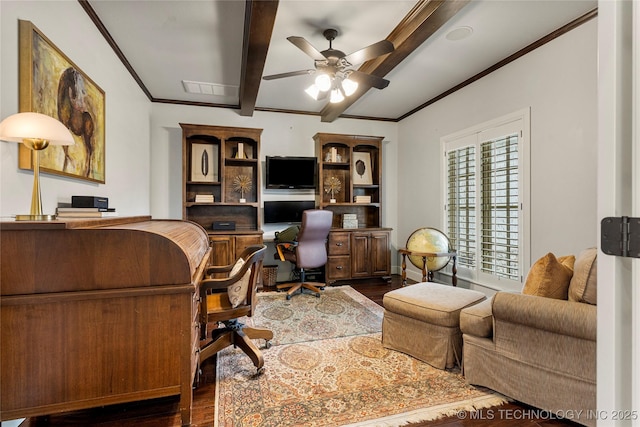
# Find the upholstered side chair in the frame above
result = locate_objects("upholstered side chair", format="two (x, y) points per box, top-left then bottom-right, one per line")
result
(276, 209), (333, 299)
(198, 245), (272, 375)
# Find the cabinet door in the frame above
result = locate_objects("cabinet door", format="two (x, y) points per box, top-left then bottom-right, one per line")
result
(209, 236), (234, 267)
(234, 234), (263, 259)
(350, 232), (371, 278)
(370, 231), (390, 276)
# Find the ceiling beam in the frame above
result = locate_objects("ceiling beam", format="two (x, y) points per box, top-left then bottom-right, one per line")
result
(320, 0), (470, 123)
(239, 0), (279, 116)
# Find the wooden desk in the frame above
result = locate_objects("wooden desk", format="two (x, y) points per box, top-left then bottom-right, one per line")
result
(0, 216), (211, 426)
(398, 248), (457, 286)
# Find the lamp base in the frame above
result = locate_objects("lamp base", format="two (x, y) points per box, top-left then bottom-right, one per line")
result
(15, 214), (57, 221)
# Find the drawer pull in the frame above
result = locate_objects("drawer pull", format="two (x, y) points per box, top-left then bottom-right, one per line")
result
(335, 242), (343, 246)
(336, 266), (343, 270)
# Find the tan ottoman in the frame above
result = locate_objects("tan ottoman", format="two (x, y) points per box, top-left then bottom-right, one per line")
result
(382, 282), (486, 369)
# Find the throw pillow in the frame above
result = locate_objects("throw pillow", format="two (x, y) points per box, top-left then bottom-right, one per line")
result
(227, 258), (252, 308)
(568, 247), (597, 305)
(522, 252), (575, 300)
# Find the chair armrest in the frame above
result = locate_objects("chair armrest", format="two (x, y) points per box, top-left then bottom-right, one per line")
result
(275, 242), (298, 261)
(200, 256), (254, 297)
(492, 292), (596, 341)
(206, 264), (234, 275)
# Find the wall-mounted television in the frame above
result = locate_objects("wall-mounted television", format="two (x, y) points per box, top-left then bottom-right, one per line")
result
(263, 200), (316, 224)
(265, 156), (317, 189)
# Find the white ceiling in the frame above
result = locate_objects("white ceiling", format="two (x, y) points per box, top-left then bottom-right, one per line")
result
(86, 0), (597, 121)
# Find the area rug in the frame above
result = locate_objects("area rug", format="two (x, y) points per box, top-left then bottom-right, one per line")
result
(216, 286), (507, 427)
(245, 285), (384, 345)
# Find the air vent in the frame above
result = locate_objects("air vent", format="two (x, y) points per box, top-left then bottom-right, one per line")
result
(182, 80), (238, 97)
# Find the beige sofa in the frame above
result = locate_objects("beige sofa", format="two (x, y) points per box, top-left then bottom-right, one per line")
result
(460, 248), (597, 426)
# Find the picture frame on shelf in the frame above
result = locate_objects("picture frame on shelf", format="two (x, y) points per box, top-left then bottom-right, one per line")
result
(191, 143), (218, 182)
(18, 20), (106, 184)
(352, 152), (373, 185)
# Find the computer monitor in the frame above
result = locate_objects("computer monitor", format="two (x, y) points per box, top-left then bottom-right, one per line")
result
(263, 200), (316, 223)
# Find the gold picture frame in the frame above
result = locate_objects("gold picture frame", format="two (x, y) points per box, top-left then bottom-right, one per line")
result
(18, 20), (106, 183)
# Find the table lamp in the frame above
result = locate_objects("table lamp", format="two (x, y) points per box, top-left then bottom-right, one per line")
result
(0, 112), (75, 220)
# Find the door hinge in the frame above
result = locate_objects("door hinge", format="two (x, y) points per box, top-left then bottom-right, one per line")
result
(601, 216), (640, 258)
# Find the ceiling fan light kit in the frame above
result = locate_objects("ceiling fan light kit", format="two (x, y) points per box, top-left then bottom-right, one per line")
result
(263, 28), (393, 104)
(330, 88), (344, 103)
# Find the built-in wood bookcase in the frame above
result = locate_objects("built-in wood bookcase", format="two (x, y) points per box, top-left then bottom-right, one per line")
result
(314, 132), (384, 228)
(314, 132), (391, 284)
(181, 123), (263, 266)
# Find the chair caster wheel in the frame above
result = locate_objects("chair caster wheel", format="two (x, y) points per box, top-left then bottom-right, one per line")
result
(315, 293), (321, 298)
(319, 286), (325, 290)
(265, 341), (272, 349)
(255, 367), (265, 376)
(286, 294), (292, 300)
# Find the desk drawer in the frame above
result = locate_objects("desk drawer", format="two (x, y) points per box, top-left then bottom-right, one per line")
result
(327, 256), (351, 280)
(328, 232), (350, 255)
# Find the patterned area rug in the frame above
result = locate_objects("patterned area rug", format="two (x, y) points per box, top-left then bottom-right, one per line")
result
(245, 285), (383, 345)
(216, 286), (507, 427)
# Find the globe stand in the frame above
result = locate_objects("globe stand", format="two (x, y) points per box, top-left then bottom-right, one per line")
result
(399, 227), (457, 287)
(398, 248), (457, 287)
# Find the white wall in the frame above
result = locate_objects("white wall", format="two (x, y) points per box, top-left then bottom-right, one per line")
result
(398, 19), (598, 287)
(0, 1), (151, 218)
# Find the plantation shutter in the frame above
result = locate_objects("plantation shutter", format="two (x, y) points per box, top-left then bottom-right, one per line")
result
(479, 133), (519, 281)
(447, 146), (476, 269)
(443, 111), (527, 290)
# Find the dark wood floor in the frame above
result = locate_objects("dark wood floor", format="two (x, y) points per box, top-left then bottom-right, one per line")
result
(21, 275), (578, 427)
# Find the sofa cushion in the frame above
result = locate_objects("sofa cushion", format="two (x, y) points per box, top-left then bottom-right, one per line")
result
(460, 297), (494, 338)
(568, 247), (597, 305)
(522, 253), (574, 300)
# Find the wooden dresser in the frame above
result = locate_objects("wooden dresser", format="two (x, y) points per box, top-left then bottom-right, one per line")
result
(0, 216), (211, 426)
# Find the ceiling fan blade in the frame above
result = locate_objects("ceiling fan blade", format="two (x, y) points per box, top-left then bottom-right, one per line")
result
(262, 69), (316, 80)
(344, 40), (394, 65)
(348, 70), (390, 90)
(287, 36), (326, 61)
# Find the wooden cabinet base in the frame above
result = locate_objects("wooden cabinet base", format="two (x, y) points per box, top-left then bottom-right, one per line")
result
(326, 228), (391, 284)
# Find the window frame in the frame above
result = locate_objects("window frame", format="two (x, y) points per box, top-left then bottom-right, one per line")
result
(440, 108), (530, 292)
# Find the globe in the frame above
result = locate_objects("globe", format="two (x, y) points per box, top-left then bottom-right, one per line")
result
(405, 227), (452, 271)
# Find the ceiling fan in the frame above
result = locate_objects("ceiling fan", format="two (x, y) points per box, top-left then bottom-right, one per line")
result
(263, 29), (394, 103)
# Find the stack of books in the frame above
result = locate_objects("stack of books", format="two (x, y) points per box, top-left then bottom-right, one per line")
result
(195, 194), (214, 203)
(56, 196), (117, 218)
(354, 195), (372, 203)
(342, 213), (358, 229)
(56, 207), (118, 218)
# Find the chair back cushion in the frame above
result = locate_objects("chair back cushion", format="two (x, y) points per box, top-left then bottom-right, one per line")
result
(227, 258), (252, 307)
(295, 210), (333, 269)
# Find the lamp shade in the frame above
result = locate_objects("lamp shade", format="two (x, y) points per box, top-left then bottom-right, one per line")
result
(0, 112), (74, 145)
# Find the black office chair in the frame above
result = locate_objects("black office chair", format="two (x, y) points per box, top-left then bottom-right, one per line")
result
(275, 209), (333, 299)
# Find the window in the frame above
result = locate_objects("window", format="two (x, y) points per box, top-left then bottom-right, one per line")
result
(442, 109), (530, 291)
